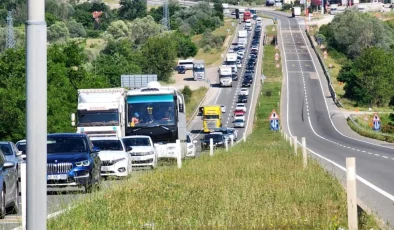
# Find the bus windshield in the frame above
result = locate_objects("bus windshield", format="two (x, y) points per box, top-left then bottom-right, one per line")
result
(127, 94), (176, 127)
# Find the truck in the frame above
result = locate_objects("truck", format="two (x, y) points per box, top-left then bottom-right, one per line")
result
(292, 6), (301, 17)
(245, 19), (252, 29)
(219, 65), (233, 87)
(238, 30), (247, 39)
(243, 11), (252, 22)
(225, 53), (238, 79)
(193, 60), (205, 81)
(125, 81), (188, 159)
(72, 88), (127, 138)
(202, 105), (222, 133)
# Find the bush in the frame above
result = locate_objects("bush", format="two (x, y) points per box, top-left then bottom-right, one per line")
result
(203, 45), (212, 53)
(86, 30), (101, 38)
(182, 86), (193, 104)
(199, 30), (224, 49)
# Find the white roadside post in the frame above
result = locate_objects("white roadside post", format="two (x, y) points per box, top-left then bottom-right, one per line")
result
(346, 157), (358, 230)
(243, 132), (246, 142)
(21, 162), (27, 230)
(210, 138), (214, 156)
(176, 139), (182, 169)
(225, 138), (229, 152)
(293, 136), (298, 155)
(289, 135), (293, 147)
(302, 137), (307, 168)
(284, 132), (288, 141)
(230, 136), (234, 147)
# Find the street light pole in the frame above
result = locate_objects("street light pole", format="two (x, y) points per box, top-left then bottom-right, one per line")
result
(26, 0), (47, 229)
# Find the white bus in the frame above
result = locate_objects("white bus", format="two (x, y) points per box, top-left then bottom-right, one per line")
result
(177, 59), (194, 70)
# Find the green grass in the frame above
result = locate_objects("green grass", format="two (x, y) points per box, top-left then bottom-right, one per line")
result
(47, 24), (379, 229)
(191, 18), (237, 66)
(186, 87), (209, 122)
(265, 25), (278, 37)
(347, 114), (394, 143)
(262, 25), (281, 82)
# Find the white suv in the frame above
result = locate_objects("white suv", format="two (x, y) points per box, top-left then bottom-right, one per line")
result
(240, 88), (249, 96)
(122, 136), (158, 169)
(235, 103), (247, 112)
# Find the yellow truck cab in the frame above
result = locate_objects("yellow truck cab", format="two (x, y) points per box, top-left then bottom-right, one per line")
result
(202, 105), (222, 133)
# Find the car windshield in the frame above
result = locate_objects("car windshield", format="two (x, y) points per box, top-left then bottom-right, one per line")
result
(0, 143), (13, 155)
(127, 94), (176, 127)
(16, 142), (26, 152)
(204, 135), (223, 141)
(92, 140), (123, 151)
(47, 137), (88, 153)
(235, 119), (244, 122)
(122, 137), (151, 147)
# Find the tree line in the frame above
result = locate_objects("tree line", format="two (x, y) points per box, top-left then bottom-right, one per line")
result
(316, 10), (394, 107)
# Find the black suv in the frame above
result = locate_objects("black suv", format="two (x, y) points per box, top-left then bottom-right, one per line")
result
(238, 95), (248, 103)
(177, 65), (186, 74)
(200, 133), (229, 150)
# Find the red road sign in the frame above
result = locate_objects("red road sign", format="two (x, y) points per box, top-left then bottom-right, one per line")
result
(372, 113), (380, 122)
(276, 63), (280, 68)
(269, 109), (279, 120)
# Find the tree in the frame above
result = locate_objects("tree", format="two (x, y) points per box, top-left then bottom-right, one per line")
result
(171, 31), (198, 59)
(106, 20), (129, 40)
(141, 35), (177, 82)
(48, 21), (70, 43)
(128, 16), (163, 46)
(66, 20), (87, 38)
(118, 0), (147, 21)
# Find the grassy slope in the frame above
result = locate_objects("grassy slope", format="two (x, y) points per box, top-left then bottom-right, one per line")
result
(186, 87), (209, 122)
(47, 23), (378, 230)
(191, 18), (237, 66)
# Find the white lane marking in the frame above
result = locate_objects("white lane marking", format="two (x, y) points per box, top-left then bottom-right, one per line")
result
(271, 12), (394, 203)
(382, 156), (388, 159)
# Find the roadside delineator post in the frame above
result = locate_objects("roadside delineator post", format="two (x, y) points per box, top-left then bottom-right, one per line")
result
(346, 157), (358, 230)
(289, 135), (293, 147)
(176, 139), (182, 168)
(210, 138), (214, 156)
(225, 138), (229, 152)
(231, 136), (234, 147)
(302, 137), (307, 168)
(243, 132), (246, 142)
(293, 136), (298, 155)
(21, 162), (26, 230)
(284, 132), (288, 141)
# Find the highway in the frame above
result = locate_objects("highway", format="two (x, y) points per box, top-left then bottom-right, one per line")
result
(263, 11), (394, 225)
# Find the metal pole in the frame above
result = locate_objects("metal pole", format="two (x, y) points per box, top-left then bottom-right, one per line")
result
(346, 157), (358, 230)
(21, 163), (26, 229)
(26, 0), (47, 228)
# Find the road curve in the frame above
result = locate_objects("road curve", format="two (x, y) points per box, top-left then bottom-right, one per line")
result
(263, 11), (394, 226)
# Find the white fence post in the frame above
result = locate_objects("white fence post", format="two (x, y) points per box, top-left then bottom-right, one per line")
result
(210, 138), (214, 156)
(284, 132), (287, 141)
(302, 137), (307, 168)
(346, 157), (358, 230)
(21, 162), (26, 230)
(289, 135), (293, 147)
(293, 136), (298, 155)
(243, 132), (246, 142)
(231, 136), (234, 147)
(176, 139), (182, 169)
(225, 138), (229, 152)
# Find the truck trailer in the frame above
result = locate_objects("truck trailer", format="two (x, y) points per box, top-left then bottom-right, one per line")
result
(193, 60), (205, 81)
(219, 66), (233, 87)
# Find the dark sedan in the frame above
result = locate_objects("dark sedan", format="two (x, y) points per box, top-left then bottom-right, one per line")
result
(238, 95), (248, 103)
(46, 133), (102, 193)
(200, 133), (228, 150)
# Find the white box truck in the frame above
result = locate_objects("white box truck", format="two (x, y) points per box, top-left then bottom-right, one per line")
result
(238, 30), (247, 38)
(225, 53), (238, 77)
(73, 88), (127, 138)
(219, 66), (233, 87)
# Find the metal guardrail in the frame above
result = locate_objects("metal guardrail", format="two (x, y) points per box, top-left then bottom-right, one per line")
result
(305, 30), (344, 108)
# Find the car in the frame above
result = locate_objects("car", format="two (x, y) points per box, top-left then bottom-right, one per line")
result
(234, 114), (246, 121)
(200, 133), (229, 150)
(227, 128), (238, 141)
(177, 65), (186, 74)
(0, 150), (19, 218)
(233, 119), (245, 128)
(244, 76), (253, 84)
(234, 110), (246, 116)
(236, 59), (242, 68)
(221, 105), (226, 113)
(90, 137), (133, 178)
(238, 95), (248, 103)
(237, 50), (245, 56)
(240, 88), (249, 96)
(235, 103), (247, 112)
(251, 46), (258, 50)
(251, 49), (258, 55)
(245, 68), (255, 74)
(249, 54), (257, 59)
(46, 133), (102, 193)
(212, 128), (238, 141)
(186, 133), (197, 157)
(237, 53), (244, 59)
(247, 63), (255, 69)
(0, 142), (22, 181)
(122, 136), (158, 169)
(242, 80), (251, 87)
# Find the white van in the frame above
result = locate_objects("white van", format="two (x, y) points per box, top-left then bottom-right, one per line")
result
(256, 17), (262, 25)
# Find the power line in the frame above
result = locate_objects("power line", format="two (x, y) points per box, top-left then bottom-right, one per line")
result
(6, 10), (16, 49)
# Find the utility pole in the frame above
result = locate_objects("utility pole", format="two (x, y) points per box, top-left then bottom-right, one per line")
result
(6, 10), (16, 49)
(26, 0), (47, 229)
(162, 0), (170, 30)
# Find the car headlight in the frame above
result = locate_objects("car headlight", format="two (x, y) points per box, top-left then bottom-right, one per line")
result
(113, 158), (126, 163)
(217, 142), (223, 145)
(141, 151), (154, 156)
(75, 160), (90, 167)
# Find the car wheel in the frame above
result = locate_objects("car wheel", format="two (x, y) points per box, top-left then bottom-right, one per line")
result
(10, 183), (19, 214)
(0, 188), (5, 219)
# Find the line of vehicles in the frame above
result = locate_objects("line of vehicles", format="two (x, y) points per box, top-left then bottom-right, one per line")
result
(199, 15), (263, 150)
(176, 59), (206, 81)
(0, 81), (200, 219)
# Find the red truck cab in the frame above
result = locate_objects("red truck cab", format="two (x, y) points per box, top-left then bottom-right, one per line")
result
(243, 12), (251, 22)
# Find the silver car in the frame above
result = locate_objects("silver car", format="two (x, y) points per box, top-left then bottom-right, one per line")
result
(0, 142), (22, 180)
(0, 149), (19, 218)
(234, 119), (245, 128)
(221, 105), (226, 113)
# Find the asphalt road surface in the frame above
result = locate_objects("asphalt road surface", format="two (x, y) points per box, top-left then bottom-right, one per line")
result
(263, 11), (394, 226)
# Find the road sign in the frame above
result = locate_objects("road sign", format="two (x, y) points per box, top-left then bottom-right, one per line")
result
(275, 53), (279, 58)
(272, 27), (276, 32)
(275, 45), (279, 50)
(276, 63), (280, 68)
(275, 56), (279, 61)
(372, 113), (380, 122)
(269, 110), (280, 131)
(269, 109), (279, 120)
(373, 121), (381, 131)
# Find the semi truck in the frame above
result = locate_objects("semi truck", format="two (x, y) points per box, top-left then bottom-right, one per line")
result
(219, 65), (233, 87)
(225, 53), (238, 78)
(193, 60), (205, 81)
(292, 7), (301, 17)
(243, 11), (252, 22)
(125, 81), (188, 159)
(72, 88), (127, 138)
(202, 105), (222, 133)
(238, 30), (248, 39)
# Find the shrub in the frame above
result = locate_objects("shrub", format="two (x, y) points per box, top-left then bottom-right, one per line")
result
(182, 86), (193, 104)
